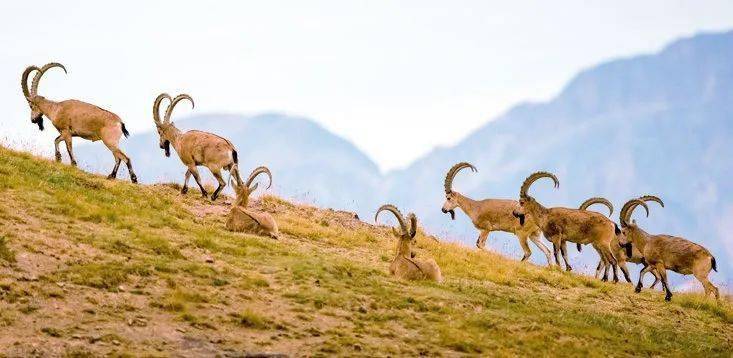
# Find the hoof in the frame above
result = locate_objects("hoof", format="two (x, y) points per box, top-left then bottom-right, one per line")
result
(634, 286), (642, 293)
(602, 276), (608, 282)
(181, 187), (188, 194)
(55, 153), (62, 162)
(211, 193), (219, 201)
(201, 192), (209, 198)
(665, 295), (672, 302)
(106, 174), (116, 180)
(71, 161), (78, 167)
(130, 176), (138, 184)
(566, 266), (573, 272)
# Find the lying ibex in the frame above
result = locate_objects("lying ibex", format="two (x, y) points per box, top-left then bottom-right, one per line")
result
(21, 63), (137, 182)
(153, 93), (242, 200)
(376, 205), (442, 282)
(619, 197), (719, 301)
(226, 166), (278, 239)
(441, 162), (553, 265)
(516, 172), (618, 280)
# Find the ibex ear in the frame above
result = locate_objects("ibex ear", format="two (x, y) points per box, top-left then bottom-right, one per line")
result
(230, 178), (238, 189)
(391, 227), (399, 237)
(249, 182), (259, 192)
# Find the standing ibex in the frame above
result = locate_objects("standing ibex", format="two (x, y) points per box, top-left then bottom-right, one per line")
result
(619, 196), (719, 301)
(226, 166), (279, 239)
(21, 63), (137, 182)
(441, 162), (553, 266)
(153, 93), (242, 200)
(376, 205), (442, 282)
(516, 172), (619, 280)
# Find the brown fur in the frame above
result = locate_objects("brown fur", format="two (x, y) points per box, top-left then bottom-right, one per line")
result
(153, 93), (241, 200)
(22, 64), (137, 182)
(517, 172), (619, 279)
(441, 163), (552, 265)
(226, 167), (278, 239)
(377, 205), (442, 282)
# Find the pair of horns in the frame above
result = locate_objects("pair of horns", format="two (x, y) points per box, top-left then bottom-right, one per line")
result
(232, 166), (273, 192)
(21, 63), (67, 100)
(619, 195), (664, 227)
(375, 204), (417, 238)
(578, 197), (614, 216)
(444, 162), (477, 194)
(520, 171), (559, 198)
(153, 93), (194, 126)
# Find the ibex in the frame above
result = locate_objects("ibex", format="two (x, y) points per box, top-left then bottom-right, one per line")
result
(577, 197), (659, 284)
(153, 93), (242, 200)
(226, 166), (279, 239)
(441, 162), (553, 266)
(516, 172), (619, 280)
(375, 205), (442, 282)
(21, 63), (137, 182)
(619, 196), (719, 301)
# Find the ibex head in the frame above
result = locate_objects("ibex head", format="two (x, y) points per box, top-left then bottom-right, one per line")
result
(153, 93), (194, 157)
(21, 63), (67, 131)
(618, 196), (661, 255)
(441, 162), (477, 220)
(231, 166), (272, 207)
(375, 204), (418, 258)
(515, 171), (559, 219)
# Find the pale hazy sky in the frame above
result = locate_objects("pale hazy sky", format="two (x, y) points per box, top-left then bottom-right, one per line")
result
(2, 1), (732, 171)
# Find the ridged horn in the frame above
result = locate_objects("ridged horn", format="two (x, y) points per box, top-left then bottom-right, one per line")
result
(407, 213), (418, 238)
(245, 166), (272, 190)
(520, 171), (559, 198)
(31, 62), (67, 97)
(21, 66), (39, 100)
(639, 195), (664, 208)
(163, 94), (194, 124)
(153, 93), (172, 126)
(444, 162), (477, 193)
(374, 204), (408, 236)
(578, 197), (613, 216)
(620, 199), (649, 227)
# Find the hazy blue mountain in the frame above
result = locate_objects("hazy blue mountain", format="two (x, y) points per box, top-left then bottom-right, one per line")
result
(75, 113), (383, 214)
(75, 30), (733, 286)
(386, 30), (733, 285)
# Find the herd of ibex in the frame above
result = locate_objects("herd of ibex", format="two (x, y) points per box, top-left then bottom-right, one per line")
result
(20, 62), (719, 302)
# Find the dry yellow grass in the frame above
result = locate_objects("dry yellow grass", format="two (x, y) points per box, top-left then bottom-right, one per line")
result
(0, 145), (731, 356)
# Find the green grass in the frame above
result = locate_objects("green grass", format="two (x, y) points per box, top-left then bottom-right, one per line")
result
(0, 145), (731, 356)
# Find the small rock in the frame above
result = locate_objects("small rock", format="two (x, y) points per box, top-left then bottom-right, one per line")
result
(176, 327), (187, 333)
(118, 285), (125, 292)
(205, 256), (214, 263)
(358, 306), (367, 314)
(57, 282), (65, 287)
(112, 339), (120, 346)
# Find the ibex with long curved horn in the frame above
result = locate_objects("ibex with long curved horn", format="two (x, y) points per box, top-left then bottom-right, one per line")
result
(153, 93), (242, 200)
(226, 166), (278, 239)
(515, 172), (619, 280)
(21, 63), (137, 182)
(376, 205), (442, 282)
(578, 197), (660, 284)
(441, 162), (553, 265)
(618, 196), (719, 301)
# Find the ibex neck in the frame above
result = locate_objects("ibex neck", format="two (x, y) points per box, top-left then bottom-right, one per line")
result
(35, 97), (61, 122)
(454, 192), (480, 222)
(396, 239), (412, 258)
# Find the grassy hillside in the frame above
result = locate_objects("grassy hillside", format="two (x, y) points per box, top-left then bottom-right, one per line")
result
(0, 146), (731, 357)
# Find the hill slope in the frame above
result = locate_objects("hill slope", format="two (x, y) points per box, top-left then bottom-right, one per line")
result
(0, 146), (731, 356)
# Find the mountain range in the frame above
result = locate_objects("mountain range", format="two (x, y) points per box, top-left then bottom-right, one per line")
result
(76, 30), (733, 285)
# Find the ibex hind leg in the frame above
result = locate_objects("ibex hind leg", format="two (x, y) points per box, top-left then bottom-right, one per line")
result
(518, 235), (532, 261)
(54, 135), (63, 162)
(560, 241), (572, 271)
(62, 133), (77, 166)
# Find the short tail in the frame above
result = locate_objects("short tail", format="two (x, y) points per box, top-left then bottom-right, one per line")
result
(232, 150), (238, 164)
(576, 243), (582, 252)
(121, 123), (130, 138)
(711, 256), (717, 272)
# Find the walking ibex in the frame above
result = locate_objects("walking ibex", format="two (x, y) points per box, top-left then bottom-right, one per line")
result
(619, 196), (719, 301)
(376, 205), (442, 282)
(21, 63), (137, 182)
(441, 162), (553, 266)
(516, 172), (619, 280)
(153, 93), (242, 200)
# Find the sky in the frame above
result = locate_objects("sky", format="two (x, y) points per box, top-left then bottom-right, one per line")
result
(1, 1), (732, 171)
